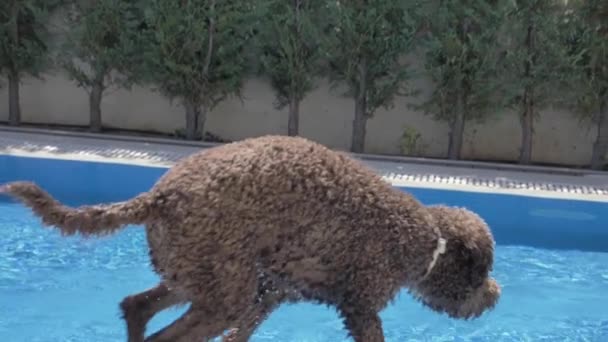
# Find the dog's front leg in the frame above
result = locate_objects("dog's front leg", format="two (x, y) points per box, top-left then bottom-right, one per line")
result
(221, 287), (289, 342)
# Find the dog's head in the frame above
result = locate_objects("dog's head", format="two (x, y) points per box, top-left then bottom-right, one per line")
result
(409, 205), (500, 320)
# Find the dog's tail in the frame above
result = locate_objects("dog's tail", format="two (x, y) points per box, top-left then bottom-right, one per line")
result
(0, 181), (157, 237)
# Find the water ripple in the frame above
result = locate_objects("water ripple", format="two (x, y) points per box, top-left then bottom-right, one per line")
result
(1, 206), (607, 341)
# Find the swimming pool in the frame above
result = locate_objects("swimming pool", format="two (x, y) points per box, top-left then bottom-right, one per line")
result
(1, 154), (607, 341)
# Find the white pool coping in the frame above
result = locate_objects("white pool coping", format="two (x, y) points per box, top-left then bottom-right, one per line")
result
(1, 126), (607, 203)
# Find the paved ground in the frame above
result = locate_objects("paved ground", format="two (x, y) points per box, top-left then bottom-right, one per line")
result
(1, 127), (607, 202)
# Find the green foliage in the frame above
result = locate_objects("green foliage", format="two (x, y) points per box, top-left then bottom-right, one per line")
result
(493, 0), (572, 163)
(326, 0), (419, 116)
(499, 0), (571, 115)
(399, 125), (426, 156)
(560, 0), (608, 168)
(0, 0), (61, 79)
(59, 0), (142, 92)
(138, 0), (255, 110)
(255, 0), (329, 110)
(560, 0), (608, 122)
(1, 0), (605, 167)
(413, 0), (505, 123)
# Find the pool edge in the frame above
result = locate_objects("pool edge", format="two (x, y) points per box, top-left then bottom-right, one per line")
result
(1, 128), (607, 202)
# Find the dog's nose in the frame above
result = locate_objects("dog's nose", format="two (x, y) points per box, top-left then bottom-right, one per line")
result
(455, 277), (501, 319)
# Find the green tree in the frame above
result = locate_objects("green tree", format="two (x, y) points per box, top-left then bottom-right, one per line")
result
(0, 0), (61, 126)
(139, 0), (254, 141)
(59, 0), (142, 132)
(256, 0), (329, 136)
(326, 0), (419, 153)
(414, 0), (504, 160)
(562, 0), (608, 170)
(499, 0), (571, 164)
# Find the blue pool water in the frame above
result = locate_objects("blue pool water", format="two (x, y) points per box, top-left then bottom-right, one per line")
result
(1, 155), (607, 341)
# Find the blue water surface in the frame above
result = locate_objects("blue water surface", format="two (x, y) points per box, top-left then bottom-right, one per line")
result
(0, 155), (607, 341)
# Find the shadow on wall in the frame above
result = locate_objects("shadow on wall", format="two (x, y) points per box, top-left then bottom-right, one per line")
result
(0, 72), (596, 167)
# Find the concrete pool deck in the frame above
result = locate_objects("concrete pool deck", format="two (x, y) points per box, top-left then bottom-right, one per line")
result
(1, 126), (607, 202)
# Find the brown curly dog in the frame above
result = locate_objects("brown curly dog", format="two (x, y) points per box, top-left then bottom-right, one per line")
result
(0, 135), (500, 342)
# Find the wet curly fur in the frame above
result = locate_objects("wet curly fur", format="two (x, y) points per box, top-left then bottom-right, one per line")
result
(0, 135), (500, 342)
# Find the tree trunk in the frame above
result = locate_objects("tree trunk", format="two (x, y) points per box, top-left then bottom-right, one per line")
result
(8, 70), (21, 126)
(203, 0), (215, 76)
(89, 81), (103, 132)
(519, 23), (535, 165)
(448, 86), (465, 160)
(184, 99), (201, 141)
(519, 90), (534, 164)
(194, 0), (214, 142)
(590, 100), (608, 170)
(7, 2), (20, 126)
(288, 96), (300, 136)
(352, 101), (368, 153)
(351, 59), (368, 153)
(198, 104), (208, 141)
(287, 0), (301, 137)
(448, 18), (472, 160)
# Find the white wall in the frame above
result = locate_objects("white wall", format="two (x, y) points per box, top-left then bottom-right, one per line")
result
(0, 70), (597, 166)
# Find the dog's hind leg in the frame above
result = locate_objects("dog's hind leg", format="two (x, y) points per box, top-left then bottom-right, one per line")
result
(122, 280), (281, 342)
(120, 282), (187, 342)
(144, 253), (260, 342)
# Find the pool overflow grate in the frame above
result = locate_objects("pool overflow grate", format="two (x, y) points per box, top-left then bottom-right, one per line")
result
(381, 172), (608, 196)
(1, 129), (607, 198)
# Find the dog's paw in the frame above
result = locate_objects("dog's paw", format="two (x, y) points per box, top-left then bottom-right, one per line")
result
(221, 328), (240, 342)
